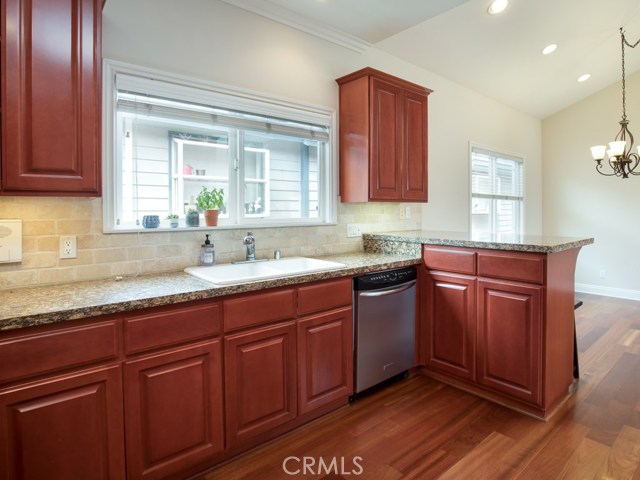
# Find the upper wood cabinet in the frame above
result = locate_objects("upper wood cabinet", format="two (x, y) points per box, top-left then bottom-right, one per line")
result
(1, 0), (102, 196)
(336, 67), (432, 203)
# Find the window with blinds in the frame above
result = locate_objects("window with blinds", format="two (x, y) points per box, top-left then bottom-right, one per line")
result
(103, 62), (336, 231)
(471, 146), (524, 236)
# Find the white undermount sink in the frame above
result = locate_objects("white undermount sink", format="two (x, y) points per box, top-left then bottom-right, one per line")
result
(184, 257), (347, 285)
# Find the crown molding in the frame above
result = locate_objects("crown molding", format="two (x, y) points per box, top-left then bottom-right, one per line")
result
(220, 0), (372, 53)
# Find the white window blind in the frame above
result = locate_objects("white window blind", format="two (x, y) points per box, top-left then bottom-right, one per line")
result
(471, 146), (524, 236)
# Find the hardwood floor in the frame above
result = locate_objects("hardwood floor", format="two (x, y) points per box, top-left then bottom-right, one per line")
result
(202, 294), (640, 479)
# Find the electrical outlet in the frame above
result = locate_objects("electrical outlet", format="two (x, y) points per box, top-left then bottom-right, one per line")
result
(599, 269), (607, 279)
(399, 206), (405, 220)
(405, 206), (411, 219)
(60, 236), (77, 259)
(347, 224), (362, 238)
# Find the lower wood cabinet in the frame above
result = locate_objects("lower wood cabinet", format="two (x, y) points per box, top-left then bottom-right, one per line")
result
(297, 307), (353, 415)
(0, 365), (125, 480)
(424, 272), (476, 381)
(476, 279), (542, 405)
(224, 321), (297, 446)
(123, 340), (224, 480)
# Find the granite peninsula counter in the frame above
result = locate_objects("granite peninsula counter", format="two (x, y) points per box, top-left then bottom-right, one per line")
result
(363, 230), (594, 254)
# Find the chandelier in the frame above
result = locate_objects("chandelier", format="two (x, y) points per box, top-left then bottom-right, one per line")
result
(590, 28), (640, 178)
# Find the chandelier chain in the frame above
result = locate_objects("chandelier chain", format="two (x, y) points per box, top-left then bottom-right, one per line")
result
(621, 28), (640, 120)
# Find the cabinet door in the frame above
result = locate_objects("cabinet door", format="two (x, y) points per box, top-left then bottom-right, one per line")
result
(0, 365), (124, 480)
(225, 322), (297, 446)
(124, 340), (224, 480)
(477, 279), (542, 405)
(424, 272), (476, 380)
(298, 307), (353, 415)
(369, 77), (403, 200)
(402, 90), (428, 201)
(1, 0), (101, 195)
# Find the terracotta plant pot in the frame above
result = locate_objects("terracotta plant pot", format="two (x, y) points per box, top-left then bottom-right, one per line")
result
(203, 209), (219, 226)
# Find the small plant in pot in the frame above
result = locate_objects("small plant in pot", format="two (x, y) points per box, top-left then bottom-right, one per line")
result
(165, 213), (179, 228)
(196, 186), (224, 226)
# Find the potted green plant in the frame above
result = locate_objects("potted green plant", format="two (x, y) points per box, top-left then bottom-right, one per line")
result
(165, 213), (179, 228)
(196, 186), (224, 226)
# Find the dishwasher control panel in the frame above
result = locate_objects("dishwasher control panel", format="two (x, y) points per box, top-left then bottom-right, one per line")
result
(354, 266), (416, 291)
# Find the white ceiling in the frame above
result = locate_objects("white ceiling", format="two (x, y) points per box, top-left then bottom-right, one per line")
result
(220, 0), (640, 119)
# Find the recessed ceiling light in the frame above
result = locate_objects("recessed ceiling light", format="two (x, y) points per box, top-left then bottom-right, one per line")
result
(577, 73), (591, 82)
(542, 44), (557, 55)
(487, 0), (508, 15)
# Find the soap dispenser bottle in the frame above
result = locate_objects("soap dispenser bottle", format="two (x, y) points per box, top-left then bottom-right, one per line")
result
(199, 234), (216, 266)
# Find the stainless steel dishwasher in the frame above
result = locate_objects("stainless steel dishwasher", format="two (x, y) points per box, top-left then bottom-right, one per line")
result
(353, 266), (417, 395)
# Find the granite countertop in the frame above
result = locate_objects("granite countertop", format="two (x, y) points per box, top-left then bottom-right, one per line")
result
(364, 230), (594, 254)
(0, 252), (420, 331)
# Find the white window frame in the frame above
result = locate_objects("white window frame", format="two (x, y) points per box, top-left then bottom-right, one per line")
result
(102, 59), (337, 233)
(469, 142), (525, 236)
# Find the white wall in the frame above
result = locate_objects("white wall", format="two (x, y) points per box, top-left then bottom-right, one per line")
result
(543, 71), (640, 299)
(103, 0), (543, 234)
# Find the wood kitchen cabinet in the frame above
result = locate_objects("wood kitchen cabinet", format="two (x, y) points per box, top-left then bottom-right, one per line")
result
(0, 318), (123, 480)
(122, 301), (224, 480)
(1, 0), (102, 195)
(477, 279), (542, 404)
(336, 67), (431, 203)
(421, 245), (578, 418)
(0, 365), (125, 480)
(224, 321), (298, 446)
(124, 341), (224, 480)
(423, 271), (476, 381)
(297, 307), (353, 415)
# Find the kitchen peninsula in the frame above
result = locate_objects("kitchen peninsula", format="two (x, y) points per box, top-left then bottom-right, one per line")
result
(366, 230), (594, 419)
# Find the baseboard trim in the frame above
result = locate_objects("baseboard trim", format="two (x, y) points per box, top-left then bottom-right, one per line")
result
(575, 283), (640, 301)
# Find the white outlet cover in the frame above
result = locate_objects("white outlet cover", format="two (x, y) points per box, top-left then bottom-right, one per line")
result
(0, 219), (23, 263)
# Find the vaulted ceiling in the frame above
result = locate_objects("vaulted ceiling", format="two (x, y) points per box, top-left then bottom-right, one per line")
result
(221, 0), (640, 118)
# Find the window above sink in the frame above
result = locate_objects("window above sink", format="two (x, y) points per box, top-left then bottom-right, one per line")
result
(102, 60), (337, 232)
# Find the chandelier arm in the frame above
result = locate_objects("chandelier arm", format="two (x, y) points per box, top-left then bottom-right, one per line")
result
(627, 153), (640, 175)
(595, 161), (619, 176)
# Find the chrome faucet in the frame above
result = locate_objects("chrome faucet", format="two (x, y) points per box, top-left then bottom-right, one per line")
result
(243, 231), (255, 261)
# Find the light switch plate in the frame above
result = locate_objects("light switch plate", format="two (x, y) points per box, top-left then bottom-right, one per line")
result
(0, 220), (23, 263)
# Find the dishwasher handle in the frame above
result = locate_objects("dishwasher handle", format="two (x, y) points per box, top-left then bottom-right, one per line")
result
(357, 280), (416, 297)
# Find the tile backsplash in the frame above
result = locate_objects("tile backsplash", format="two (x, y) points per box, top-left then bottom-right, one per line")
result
(0, 197), (421, 290)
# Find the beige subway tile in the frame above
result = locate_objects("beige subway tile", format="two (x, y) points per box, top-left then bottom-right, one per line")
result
(37, 267), (76, 285)
(138, 232), (171, 245)
(36, 236), (60, 252)
(22, 252), (58, 269)
(110, 261), (140, 277)
(108, 233), (139, 248)
(74, 264), (111, 282)
(94, 248), (127, 264)
(33, 204), (76, 220)
(56, 219), (93, 235)
(23, 220), (56, 236)
(0, 269), (37, 290)
(127, 245), (157, 261)
(77, 234), (110, 249)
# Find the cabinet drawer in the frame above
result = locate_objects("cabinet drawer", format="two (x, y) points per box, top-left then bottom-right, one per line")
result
(477, 251), (545, 284)
(125, 302), (221, 355)
(0, 320), (119, 384)
(297, 277), (352, 316)
(224, 289), (297, 332)
(423, 246), (476, 275)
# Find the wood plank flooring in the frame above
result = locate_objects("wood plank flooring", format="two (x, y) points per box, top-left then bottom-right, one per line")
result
(202, 294), (640, 479)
